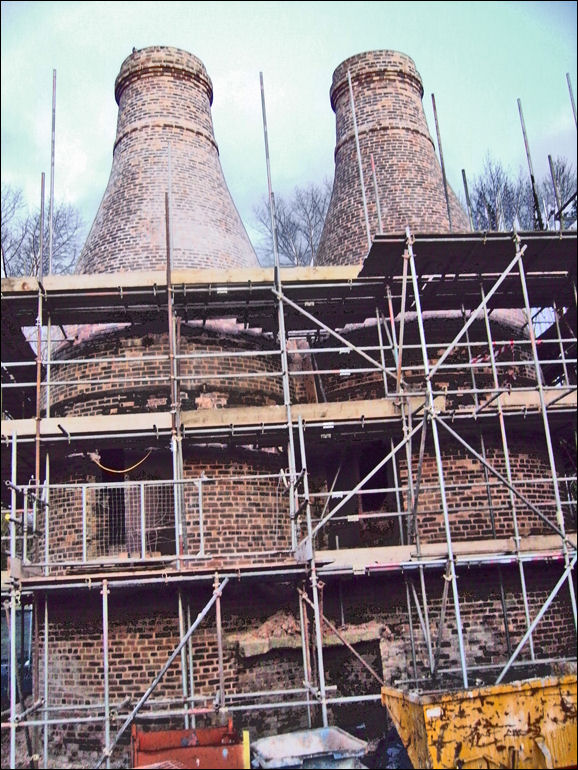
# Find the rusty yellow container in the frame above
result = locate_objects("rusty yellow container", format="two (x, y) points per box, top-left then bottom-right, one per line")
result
(381, 674), (577, 769)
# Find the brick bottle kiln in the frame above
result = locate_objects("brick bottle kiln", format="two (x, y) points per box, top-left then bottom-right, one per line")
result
(2, 46), (575, 769)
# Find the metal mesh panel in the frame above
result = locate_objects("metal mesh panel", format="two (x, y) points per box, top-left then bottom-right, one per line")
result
(87, 482), (176, 559)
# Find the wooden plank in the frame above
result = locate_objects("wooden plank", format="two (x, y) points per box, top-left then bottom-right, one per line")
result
(1, 412), (172, 439)
(4, 388), (575, 441)
(317, 533), (576, 573)
(1, 265), (360, 295)
(498, 388), (576, 410)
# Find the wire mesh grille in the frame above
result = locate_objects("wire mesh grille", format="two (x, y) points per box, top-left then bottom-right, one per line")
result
(87, 482), (177, 559)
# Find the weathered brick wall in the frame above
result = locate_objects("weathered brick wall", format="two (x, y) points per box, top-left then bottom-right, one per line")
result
(48, 323), (291, 417)
(399, 433), (570, 542)
(314, 428), (571, 551)
(36, 444), (292, 569)
(38, 565), (575, 762)
(316, 316), (535, 405)
(76, 46), (257, 274)
(321, 567), (576, 686)
(316, 51), (470, 267)
(181, 447), (292, 560)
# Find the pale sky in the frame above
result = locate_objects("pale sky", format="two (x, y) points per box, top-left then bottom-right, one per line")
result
(1, 1), (576, 246)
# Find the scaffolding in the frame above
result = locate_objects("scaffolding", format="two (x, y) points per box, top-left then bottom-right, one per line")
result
(1, 229), (577, 768)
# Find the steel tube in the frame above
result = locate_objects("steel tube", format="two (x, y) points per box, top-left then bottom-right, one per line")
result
(461, 169), (475, 230)
(48, 69), (55, 274)
(517, 99), (544, 230)
(101, 580), (110, 769)
(298, 591), (312, 728)
(43, 593), (48, 768)
(214, 574), (226, 710)
(185, 600), (196, 729)
(548, 155), (564, 230)
(376, 307), (389, 396)
(177, 590), (190, 729)
(567, 73), (577, 127)
(431, 93), (452, 230)
(406, 227), (469, 687)
(9, 435), (17, 769)
(347, 70), (371, 249)
(297, 416), (328, 726)
(517, 244), (578, 629)
(94, 577), (229, 769)
(495, 555), (577, 684)
(481, 282), (535, 658)
(405, 578), (418, 682)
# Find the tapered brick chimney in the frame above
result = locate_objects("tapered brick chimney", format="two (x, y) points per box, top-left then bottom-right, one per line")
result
(316, 50), (470, 266)
(76, 46), (257, 273)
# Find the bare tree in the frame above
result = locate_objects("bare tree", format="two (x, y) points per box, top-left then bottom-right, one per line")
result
(1, 185), (29, 277)
(254, 180), (331, 266)
(1, 184), (85, 277)
(540, 156), (577, 229)
(469, 156), (533, 230)
(469, 155), (576, 232)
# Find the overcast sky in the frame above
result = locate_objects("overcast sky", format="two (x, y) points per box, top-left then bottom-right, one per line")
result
(1, 1), (576, 246)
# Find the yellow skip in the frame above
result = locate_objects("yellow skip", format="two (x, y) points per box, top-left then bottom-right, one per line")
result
(381, 674), (577, 769)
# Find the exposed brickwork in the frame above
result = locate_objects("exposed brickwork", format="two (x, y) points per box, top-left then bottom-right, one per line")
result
(181, 447), (292, 560)
(18, 46), (575, 769)
(316, 317), (535, 405)
(37, 444), (292, 569)
(321, 567), (576, 686)
(316, 51), (470, 266)
(399, 434), (571, 543)
(76, 46), (257, 273)
(37, 566), (575, 761)
(48, 323), (292, 417)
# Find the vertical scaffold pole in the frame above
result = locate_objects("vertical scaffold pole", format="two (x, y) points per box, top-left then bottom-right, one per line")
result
(186, 600), (196, 728)
(431, 94), (453, 231)
(376, 307), (389, 397)
(406, 227), (469, 687)
(48, 70), (56, 275)
(43, 593), (49, 768)
(517, 99), (544, 231)
(552, 301), (570, 386)
(101, 579), (111, 769)
(214, 573), (226, 709)
(480, 285), (534, 658)
(43, 454), (50, 577)
(567, 73), (577, 128)
(548, 155), (564, 231)
(178, 590), (190, 728)
(297, 416), (328, 726)
(9, 433), (18, 769)
(260, 72), (299, 549)
(461, 169), (475, 230)
(516, 234), (577, 629)
(298, 588), (313, 728)
(347, 70), (371, 250)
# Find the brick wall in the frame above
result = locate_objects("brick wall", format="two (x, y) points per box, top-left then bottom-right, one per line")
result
(316, 316), (535, 405)
(36, 444), (292, 569)
(316, 51), (470, 267)
(48, 323), (291, 417)
(76, 46), (257, 274)
(398, 430), (573, 542)
(181, 447), (292, 561)
(38, 565), (575, 763)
